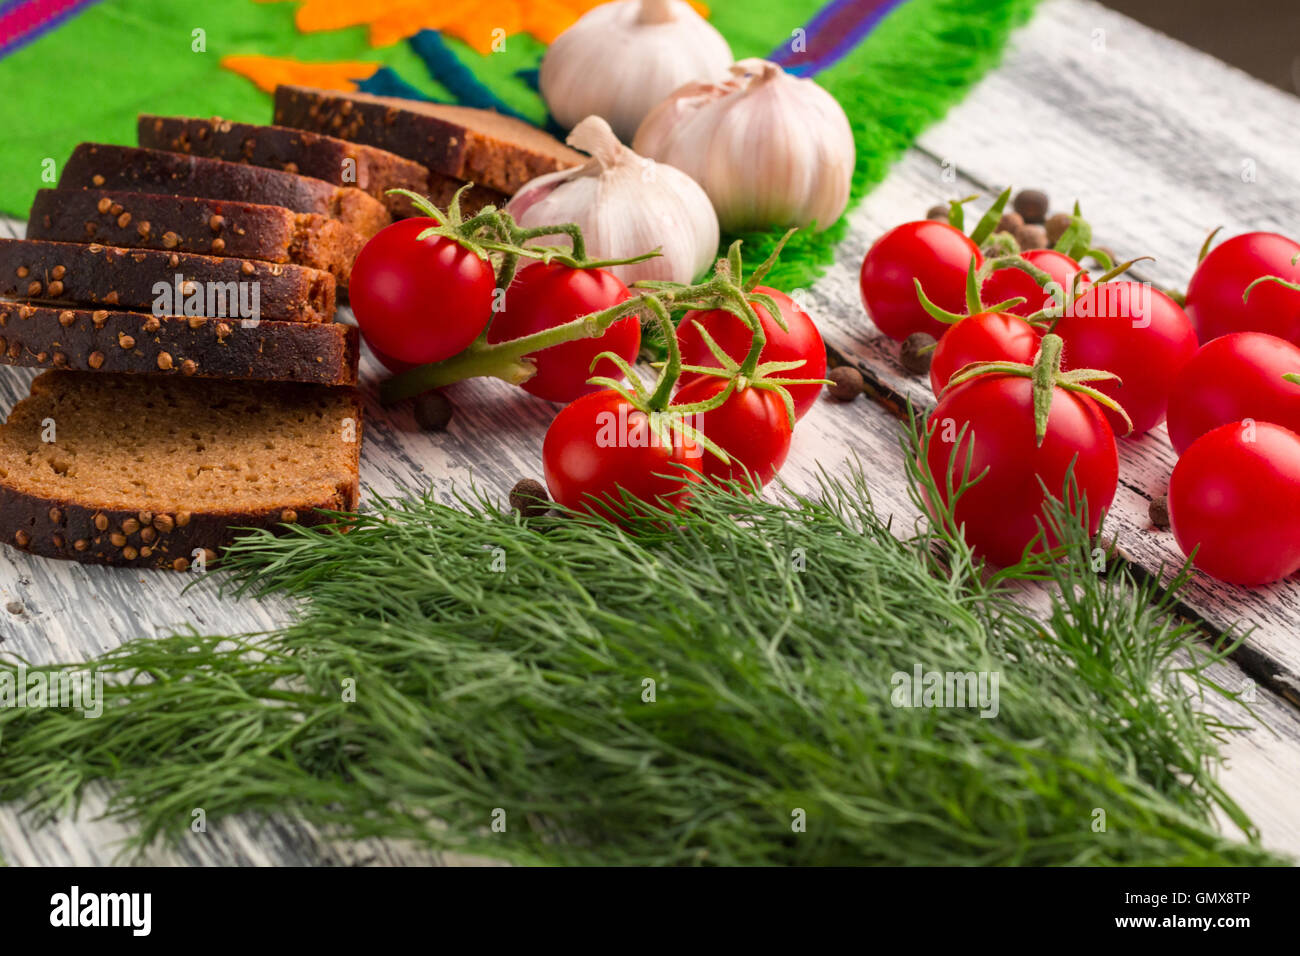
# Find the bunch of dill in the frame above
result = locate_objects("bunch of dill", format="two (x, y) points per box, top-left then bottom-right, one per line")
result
(0, 440), (1282, 865)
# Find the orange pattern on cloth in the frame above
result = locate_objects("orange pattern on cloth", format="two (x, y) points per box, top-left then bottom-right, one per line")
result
(255, 0), (711, 54)
(221, 55), (381, 93)
(266, 0), (604, 54)
(228, 0), (716, 92)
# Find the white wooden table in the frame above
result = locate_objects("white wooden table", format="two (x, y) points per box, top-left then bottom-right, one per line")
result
(2, 0), (1299, 865)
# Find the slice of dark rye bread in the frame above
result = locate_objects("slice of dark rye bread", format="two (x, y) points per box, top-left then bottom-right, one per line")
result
(0, 301), (358, 385)
(0, 239), (335, 323)
(26, 188), (363, 287)
(273, 85), (584, 195)
(0, 371), (362, 570)
(137, 114), (432, 219)
(59, 143), (392, 239)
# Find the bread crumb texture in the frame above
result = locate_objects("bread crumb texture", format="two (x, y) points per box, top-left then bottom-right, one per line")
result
(0, 371), (359, 512)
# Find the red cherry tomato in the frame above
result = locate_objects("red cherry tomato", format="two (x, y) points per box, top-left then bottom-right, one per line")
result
(350, 218), (496, 365)
(1053, 282), (1197, 437)
(1168, 421), (1300, 586)
(676, 287), (826, 420)
(487, 262), (637, 404)
(1166, 332), (1300, 455)
(929, 312), (1041, 395)
(542, 389), (702, 518)
(926, 375), (1118, 567)
(980, 249), (1090, 318)
(1185, 232), (1300, 345)
(860, 221), (981, 341)
(672, 377), (792, 489)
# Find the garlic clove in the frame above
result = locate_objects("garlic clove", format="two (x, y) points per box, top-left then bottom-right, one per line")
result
(540, 0), (733, 143)
(506, 116), (719, 286)
(633, 58), (856, 232)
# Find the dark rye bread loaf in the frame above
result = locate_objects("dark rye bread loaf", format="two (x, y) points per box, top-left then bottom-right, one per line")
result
(0, 301), (358, 385)
(27, 188), (363, 287)
(137, 114), (431, 219)
(60, 143), (392, 239)
(0, 371), (362, 570)
(0, 239), (335, 323)
(273, 85), (583, 195)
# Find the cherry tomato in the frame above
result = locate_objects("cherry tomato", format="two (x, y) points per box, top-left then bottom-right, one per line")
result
(980, 249), (1090, 318)
(1185, 232), (1300, 345)
(1166, 332), (1300, 455)
(1054, 282), (1197, 437)
(487, 262), (637, 404)
(542, 389), (702, 518)
(1168, 421), (1300, 586)
(860, 221), (981, 340)
(672, 377), (792, 489)
(926, 375), (1118, 567)
(350, 217), (496, 365)
(366, 343), (415, 376)
(929, 312), (1041, 395)
(676, 287), (826, 420)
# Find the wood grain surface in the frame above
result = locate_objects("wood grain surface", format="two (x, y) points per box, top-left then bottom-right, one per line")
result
(1, 0), (1298, 864)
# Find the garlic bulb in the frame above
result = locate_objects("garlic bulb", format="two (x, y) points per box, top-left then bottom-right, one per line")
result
(633, 58), (855, 232)
(540, 0), (732, 143)
(506, 115), (719, 286)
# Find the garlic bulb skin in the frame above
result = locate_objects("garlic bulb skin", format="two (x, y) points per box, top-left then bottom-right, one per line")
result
(633, 58), (856, 232)
(540, 0), (733, 143)
(507, 116), (719, 286)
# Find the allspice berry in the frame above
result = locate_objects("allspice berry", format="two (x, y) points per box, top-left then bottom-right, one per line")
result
(1013, 189), (1050, 224)
(900, 332), (936, 375)
(925, 204), (949, 222)
(1013, 223), (1049, 251)
(1045, 212), (1073, 246)
(413, 390), (454, 432)
(825, 365), (864, 402)
(1148, 495), (1170, 530)
(510, 478), (550, 519)
(996, 211), (1024, 235)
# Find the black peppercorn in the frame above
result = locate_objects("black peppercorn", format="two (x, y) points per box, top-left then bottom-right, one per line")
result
(413, 390), (454, 432)
(510, 478), (551, 519)
(825, 365), (864, 401)
(1013, 189), (1050, 224)
(1148, 495), (1170, 530)
(901, 332), (936, 375)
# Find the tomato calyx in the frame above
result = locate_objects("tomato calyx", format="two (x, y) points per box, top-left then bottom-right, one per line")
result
(378, 197), (814, 407)
(389, 186), (659, 283)
(944, 333), (1134, 445)
(594, 234), (830, 463)
(914, 255), (1033, 326)
(943, 188), (1010, 247)
(1243, 253), (1300, 303)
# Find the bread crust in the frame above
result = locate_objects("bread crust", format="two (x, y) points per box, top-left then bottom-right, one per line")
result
(0, 486), (356, 569)
(0, 301), (358, 384)
(60, 143), (392, 239)
(0, 238), (336, 324)
(272, 85), (581, 195)
(138, 115), (431, 220)
(27, 189), (363, 287)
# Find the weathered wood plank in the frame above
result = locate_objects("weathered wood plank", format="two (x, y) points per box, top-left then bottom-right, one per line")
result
(7, 347), (1298, 861)
(4, 0), (1300, 864)
(901, 0), (1300, 694)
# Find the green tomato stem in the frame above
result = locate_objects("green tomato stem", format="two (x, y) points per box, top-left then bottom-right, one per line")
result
(379, 296), (648, 404)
